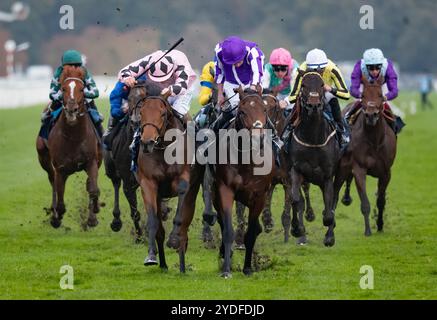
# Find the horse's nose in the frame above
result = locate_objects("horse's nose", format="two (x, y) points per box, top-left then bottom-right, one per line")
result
(142, 139), (155, 153)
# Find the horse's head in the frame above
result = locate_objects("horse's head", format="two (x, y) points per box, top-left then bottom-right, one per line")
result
(234, 84), (267, 136)
(361, 75), (385, 126)
(60, 65), (86, 123)
(262, 88), (279, 116)
(298, 70), (325, 118)
(139, 89), (173, 153)
(128, 80), (164, 127)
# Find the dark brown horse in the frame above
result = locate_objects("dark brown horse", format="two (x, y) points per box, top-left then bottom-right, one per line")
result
(135, 91), (192, 269)
(234, 90), (315, 244)
(104, 81), (171, 242)
(168, 85), (273, 277)
(36, 65), (102, 228)
(287, 70), (341, 247)
(334, 75), (397, 235)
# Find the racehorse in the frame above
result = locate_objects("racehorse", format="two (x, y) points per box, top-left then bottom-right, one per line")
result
(235, 90), (315, 245)
(168, 85), (274, 277)
(286, 70), (341, 247)
(334, 75), (397, 235)
(104, 81), (171, 242)
(36, 65), (102, 228)
(135, 89), (192, 269)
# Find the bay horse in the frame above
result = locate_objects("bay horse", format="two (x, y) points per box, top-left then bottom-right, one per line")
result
(36, 65), (102, 228)
(287, 70), (341, 247)
(334, 75), (397, 235)
(168, 85), (274, 277)
(135, 90), (192, 269)
(104, 81), (170, 242)
(235, 90), (316, 245)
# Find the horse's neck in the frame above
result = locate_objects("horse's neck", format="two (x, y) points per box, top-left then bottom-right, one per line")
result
(362, 114), (386, 146)
(59, 106), (89, 136)
(298, 112), (327, 144)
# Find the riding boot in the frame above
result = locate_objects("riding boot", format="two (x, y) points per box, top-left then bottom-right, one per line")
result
(129, 129), (141, 172)
(213, 110), (234, 132)
(103, 116), (120, 151)
(330, 98), (350, 148)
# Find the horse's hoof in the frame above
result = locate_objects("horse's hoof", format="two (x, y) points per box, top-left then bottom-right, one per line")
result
(134, 236), (144, 244)
(110, 219), (122, 232)
(364, 229), (372, 237)
(305, 209), (316, 222)
(341, 195), (352, 206)
(291, 226), (305, 238)
(221, 272), (232, 279)
(234, 244), (245, 251)
(202, 228), (214, 243)
(203, 213), (217, 226)
(144, 255), (158, 266)
(297, 236), (307, 245)
(323, 236), (335, 247)
(50, 218), (62, 229)
(160, 265), (169, 272)
(263, 222), (274, 233)
(87, 217), (99, 228)
(243, 267), (253, 276)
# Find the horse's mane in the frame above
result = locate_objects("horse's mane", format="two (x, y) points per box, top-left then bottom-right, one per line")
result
(135, 79), (164, 97)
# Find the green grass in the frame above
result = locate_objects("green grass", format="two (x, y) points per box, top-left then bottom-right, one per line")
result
(0, 93), (436, 299)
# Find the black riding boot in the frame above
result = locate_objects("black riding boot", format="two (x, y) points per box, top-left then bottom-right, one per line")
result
(103, 116), (120, 150)
(329, 98), (350, 148)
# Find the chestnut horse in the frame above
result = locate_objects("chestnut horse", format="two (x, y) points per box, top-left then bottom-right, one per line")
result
(135, 91), (192, 269)
(36, 65), (102, 228)
(286, 70), (341, 247)
(168, 85), (273, 277)
(334, 75), (397, 235)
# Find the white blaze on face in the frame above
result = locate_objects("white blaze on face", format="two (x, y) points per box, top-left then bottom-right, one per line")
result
(68, 81), (76, 99)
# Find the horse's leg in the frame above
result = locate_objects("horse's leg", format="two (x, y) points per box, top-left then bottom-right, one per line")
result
(261, 184), (275, 233)
(243, 202), (263, 276)
(109, 176), (122, 232)
(341, 174), (354, 206)
(376, 172), (391, 232)
(201, 167), (215, 244)
(290, 169), (306, 242)
(281, 183), (291, 243)
(123, 182), (142, 242)
(139, 179), (159, 266)
(36, 137), (55, 213)
(234, 201), (246, 249)
(302, 182), (315, 222)
(353, 166), (371, 236)
(168, 164), (204, 273)
(321, 179), (336, 247)
(51, 170), (67, 228)
(85, 161), (100, 227)
(160, 199), (171, 222)
(155, 198), (168, 270)
(218, 184), (235, 278)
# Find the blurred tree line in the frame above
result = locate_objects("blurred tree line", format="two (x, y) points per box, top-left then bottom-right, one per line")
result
(1, 0), (436, 74)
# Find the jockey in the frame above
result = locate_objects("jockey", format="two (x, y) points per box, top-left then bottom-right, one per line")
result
(40, 49), (102, 138)
(213, 35), (265, 129)
(195, 61), (218, 129)
(281, 48), (351, 148)
(349, 48), (405, 134)
(262, 47), (299, 102)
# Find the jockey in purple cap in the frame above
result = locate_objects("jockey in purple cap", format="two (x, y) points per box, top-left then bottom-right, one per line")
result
(213, 36), (265, 128)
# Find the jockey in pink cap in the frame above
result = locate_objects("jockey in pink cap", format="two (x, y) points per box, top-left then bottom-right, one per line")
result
(262, 48), (299, 102)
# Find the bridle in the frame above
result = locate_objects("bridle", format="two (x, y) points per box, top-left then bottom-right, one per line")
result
(62, 77), (86, 117)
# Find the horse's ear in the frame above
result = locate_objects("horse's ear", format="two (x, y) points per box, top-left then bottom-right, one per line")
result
(316, 67), (324, 75)
(256, 84), (263, 96)
(161, 88), (172, 101)
(233, 85), (244, 98)
(298, 69), (305, 78)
